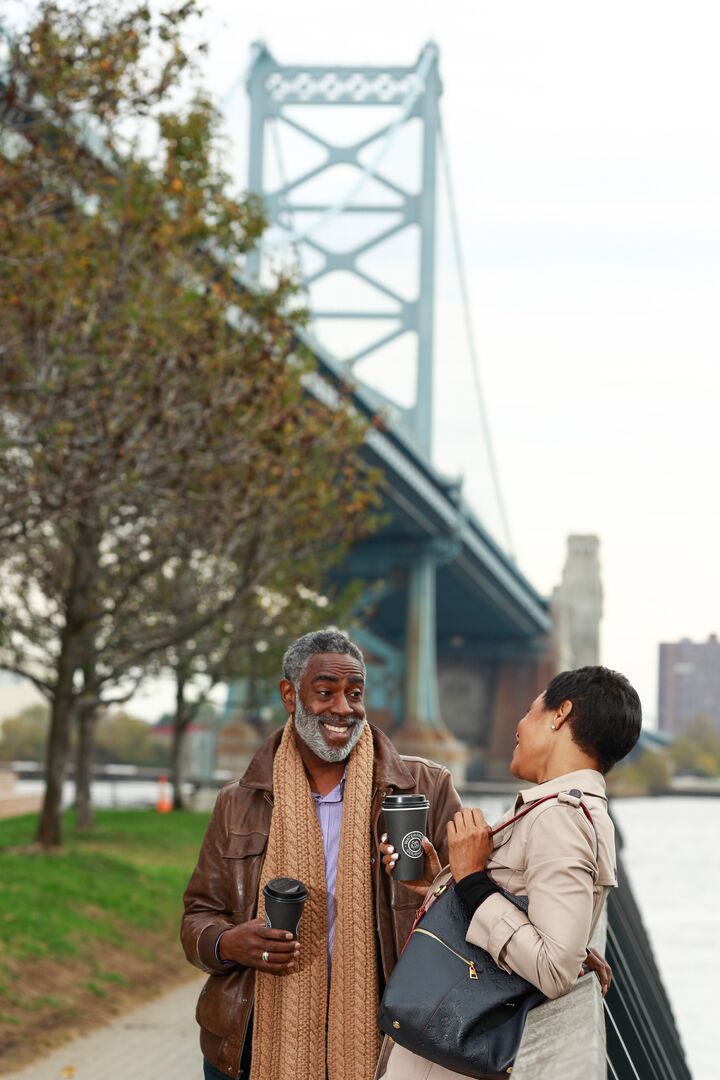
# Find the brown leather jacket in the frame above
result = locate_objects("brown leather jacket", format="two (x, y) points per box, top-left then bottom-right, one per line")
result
(181, 724), (462, 1078)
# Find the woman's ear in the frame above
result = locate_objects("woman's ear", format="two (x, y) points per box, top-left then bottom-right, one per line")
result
(554, 699), (573, 728)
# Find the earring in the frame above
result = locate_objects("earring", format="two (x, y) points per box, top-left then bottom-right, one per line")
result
(550, 724), (556, 730)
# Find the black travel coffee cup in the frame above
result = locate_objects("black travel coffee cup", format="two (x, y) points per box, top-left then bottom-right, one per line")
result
(382, 793), (430, 881)
(263, 877), (309, 938)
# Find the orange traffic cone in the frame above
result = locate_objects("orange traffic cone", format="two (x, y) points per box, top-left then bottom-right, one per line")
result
(156, 775), (172, 813)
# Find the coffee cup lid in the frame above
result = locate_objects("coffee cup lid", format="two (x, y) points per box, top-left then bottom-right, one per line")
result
(382, 794), (429, 809)
(264, 877), (308, 901)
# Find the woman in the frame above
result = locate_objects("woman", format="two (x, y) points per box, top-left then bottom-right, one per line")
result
(376, 665), (642, 1080)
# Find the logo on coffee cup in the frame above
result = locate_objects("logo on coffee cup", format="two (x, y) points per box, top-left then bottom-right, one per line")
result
(401, 830), (424, 859)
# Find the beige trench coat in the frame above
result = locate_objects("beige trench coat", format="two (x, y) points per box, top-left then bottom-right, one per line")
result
(376, 769), (618, 1080)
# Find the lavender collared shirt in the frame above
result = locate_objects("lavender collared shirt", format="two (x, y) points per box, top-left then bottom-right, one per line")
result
(311, 772), (346, 961)
(215, 773), (346, 967)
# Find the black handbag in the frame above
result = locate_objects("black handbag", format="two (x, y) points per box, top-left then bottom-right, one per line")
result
(378, 881), (543, 1078)
(377, 791), (596, 1079)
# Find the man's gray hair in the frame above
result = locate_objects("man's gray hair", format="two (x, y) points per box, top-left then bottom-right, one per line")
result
(282, 629), (365, 688)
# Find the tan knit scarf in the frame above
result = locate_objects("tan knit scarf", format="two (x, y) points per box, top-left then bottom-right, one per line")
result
(251, 719), (380, 1080)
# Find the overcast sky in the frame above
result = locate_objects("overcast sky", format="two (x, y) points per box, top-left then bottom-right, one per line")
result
(179, 0), (719, 725)
(6, 0), (717, 725)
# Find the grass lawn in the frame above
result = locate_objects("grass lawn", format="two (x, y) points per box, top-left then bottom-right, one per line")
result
(0, 808), (211, 1074)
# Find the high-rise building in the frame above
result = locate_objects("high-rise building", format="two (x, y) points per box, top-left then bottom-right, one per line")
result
(658, 634), (720, 735)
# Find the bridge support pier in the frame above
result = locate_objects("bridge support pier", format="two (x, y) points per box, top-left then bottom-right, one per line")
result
(392, 553), (468, 784)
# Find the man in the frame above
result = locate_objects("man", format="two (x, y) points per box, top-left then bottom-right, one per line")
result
(181, 629), (462, 1080)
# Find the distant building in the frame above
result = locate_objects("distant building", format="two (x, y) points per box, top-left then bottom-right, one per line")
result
(551, 535), (603, 670)
(658, 634), (720, 736)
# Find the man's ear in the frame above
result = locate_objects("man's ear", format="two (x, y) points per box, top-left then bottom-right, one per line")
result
(279, 678), (296, 715)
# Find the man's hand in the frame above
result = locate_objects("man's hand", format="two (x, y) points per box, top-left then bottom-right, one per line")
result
(580, 947), (612, 997)
(218, 917), (300, 974)
(378, 833), (442, 901)
(447, 808), (493, 881)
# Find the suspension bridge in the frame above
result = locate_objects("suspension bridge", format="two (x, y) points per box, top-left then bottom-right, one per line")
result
(222, 43), (691, 1080)
(0, 35), (691, 1080)
(223, 42), (555, 783)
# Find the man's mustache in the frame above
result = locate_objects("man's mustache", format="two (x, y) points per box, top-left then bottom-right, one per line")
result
(316, 713), (357, 726)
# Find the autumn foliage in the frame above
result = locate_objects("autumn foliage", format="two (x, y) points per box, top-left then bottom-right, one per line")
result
(0, 1), (381, 844)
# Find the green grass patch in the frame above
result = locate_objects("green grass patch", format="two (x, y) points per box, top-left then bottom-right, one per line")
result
(27, 994), (66, 1011)
(94, 970), (128, 985)
(0, 807), (211, 1071)
(0, 809), (209, 967)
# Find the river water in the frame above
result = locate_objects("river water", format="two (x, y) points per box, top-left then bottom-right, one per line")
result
(446, 792), (714, 1078)
(15, 784), (714, 1076)
(612, 797), (717, 1080)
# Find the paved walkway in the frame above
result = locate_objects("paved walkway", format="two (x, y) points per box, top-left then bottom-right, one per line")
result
(2, 975), (207, 1080)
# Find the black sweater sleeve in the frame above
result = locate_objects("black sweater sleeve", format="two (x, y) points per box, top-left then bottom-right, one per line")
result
(455, 870), (501, 913)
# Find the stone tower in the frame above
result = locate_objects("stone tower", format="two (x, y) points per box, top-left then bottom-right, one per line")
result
(551, 535), (603, 670)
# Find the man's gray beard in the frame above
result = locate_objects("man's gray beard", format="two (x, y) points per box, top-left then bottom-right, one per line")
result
(293, 697), (366, 763)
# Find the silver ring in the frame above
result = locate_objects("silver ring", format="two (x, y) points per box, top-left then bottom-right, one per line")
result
(262, 950), (270, 963)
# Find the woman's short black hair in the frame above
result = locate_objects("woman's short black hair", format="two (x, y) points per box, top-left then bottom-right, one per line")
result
(542, 666), (642, 773)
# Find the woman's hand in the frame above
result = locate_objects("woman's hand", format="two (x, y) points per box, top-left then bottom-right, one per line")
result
(378, 833), (442, 901)
(580, 947), (612, 997)
(447, 808), (493, 881)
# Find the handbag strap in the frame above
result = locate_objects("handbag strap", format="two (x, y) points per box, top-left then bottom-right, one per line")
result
(406, 789), (598, 939)
(490, 789), (596, 840)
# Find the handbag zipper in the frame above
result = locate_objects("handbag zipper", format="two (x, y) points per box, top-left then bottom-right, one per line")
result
(412, 928), (478, 979)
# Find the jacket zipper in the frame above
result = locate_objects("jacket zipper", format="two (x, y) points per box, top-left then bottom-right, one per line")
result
(412, 927), (478, 979)
(232, 790), (272, 1077)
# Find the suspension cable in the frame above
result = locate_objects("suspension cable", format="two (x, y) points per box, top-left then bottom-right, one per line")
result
(438, 114), (515, 559)
(269, 117), (303, 281)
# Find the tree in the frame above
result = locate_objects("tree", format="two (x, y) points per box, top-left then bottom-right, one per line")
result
(0, 704), (49, 762)
(609, 749), (673, 797)
(0, 1), (380, 845)
(667, 716), (720, 778)
(162, 577), (363, 809)
(94, 710), (166, 767)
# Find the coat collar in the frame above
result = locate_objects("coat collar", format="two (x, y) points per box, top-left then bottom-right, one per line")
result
(516, 768), (607, 808)
(238, 721), (416, 793)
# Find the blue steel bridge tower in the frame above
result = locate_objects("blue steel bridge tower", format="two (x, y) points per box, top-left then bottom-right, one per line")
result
(244, 43), (455, 753)
(230, 42), (552, 780)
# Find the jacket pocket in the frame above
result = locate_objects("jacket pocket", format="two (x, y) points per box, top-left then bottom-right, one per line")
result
(223, 831), (267, 916)
(224, 832), (266, 858)
(390, 878), (423, 911)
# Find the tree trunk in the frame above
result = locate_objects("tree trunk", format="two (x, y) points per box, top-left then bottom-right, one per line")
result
(75, 700), (98, 830)
(171, 667), (189, 811)
(36, 521), (100, 848)
(36, 654), (78, 847)
(74, 639), (99, 830)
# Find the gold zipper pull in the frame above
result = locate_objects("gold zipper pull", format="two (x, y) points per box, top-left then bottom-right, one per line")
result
(413, 928), (479, 980)
(434, 883), (448, 897)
